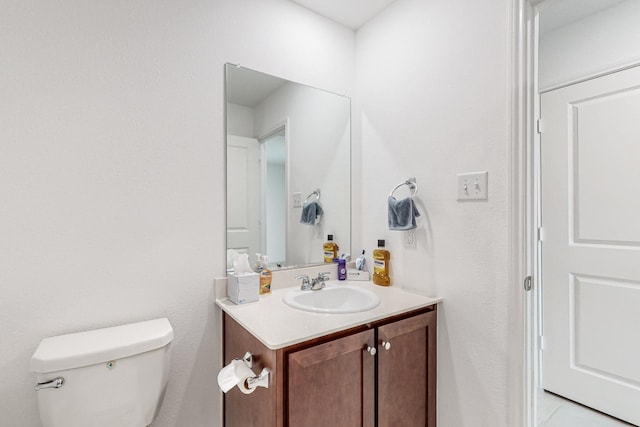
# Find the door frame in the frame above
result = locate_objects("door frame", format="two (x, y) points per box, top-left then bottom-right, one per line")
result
(509, 1), (541, 426)
(511, 2), (640, 426)
(258, 119), (290, 266)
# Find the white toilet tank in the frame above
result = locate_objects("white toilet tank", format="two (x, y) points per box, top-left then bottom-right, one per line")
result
(31, 318), (173, 427)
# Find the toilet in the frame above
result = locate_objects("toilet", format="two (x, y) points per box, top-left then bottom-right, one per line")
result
(30, 318), (173, 427)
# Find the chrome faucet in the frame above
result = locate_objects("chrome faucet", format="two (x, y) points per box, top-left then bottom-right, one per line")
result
(296, 272), (330, 291)
(310, 272), (331, 291)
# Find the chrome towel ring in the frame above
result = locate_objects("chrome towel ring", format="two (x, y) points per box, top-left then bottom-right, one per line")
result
(389, 179), (418, 197)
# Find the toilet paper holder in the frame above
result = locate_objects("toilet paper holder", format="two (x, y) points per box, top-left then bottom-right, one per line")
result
(238, 352), (270, 390)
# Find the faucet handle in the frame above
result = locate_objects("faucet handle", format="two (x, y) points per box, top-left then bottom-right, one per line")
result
(296, 274), (310, 290)
(318, 272), (331, 280)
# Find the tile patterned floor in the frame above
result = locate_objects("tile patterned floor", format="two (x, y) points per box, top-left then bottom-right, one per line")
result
(537, 390), (636, 427)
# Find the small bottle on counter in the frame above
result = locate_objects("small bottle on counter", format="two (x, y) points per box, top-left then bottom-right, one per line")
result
(373, 239), (391, 286)
(259, 255), (272, 295)
(338, 258), (347, 281)
(323, 234), (339, 263)
(254, 253), (263, 273)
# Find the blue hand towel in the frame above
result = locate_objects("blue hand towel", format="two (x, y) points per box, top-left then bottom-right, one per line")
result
(388, 196), (420, 230)
(300, 201), (323, 225)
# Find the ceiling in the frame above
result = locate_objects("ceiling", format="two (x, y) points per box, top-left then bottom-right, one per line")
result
(290, 0), (398, 29)
(291, 0), (628, 33)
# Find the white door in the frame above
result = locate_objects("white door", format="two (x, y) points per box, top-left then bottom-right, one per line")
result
(541, 65), (640, 425)
(227, 135), (261, 261)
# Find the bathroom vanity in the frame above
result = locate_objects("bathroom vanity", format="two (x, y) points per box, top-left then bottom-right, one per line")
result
(216, 281), (440, 427)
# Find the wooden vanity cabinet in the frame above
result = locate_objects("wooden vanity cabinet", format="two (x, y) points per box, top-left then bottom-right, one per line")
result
(223, 305), (436, 427)
(288, 329), (376, 427)
(377, 311), (437, 427)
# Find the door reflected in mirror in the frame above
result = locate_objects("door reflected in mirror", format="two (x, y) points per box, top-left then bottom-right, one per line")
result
(225, 64), (351, 271)
(262, 128), (286, 266)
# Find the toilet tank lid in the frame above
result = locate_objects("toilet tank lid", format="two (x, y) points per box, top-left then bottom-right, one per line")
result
(31, 318), (174, 374)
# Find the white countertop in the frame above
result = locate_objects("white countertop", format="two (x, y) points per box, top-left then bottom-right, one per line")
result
(216, 280), (441, 350)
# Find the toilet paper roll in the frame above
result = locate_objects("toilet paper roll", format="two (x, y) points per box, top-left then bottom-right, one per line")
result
(217, 360), (257, 394)
(237, 375), (258, 395)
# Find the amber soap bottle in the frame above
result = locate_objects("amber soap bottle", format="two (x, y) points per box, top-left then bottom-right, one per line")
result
(373, 239), (391, 286)
(259, 255), (272, 295)
(323, 234), (339, 263)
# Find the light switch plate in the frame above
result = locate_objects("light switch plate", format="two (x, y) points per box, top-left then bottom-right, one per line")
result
(292, 192), (302, 208)
(457, 171), (488, 201)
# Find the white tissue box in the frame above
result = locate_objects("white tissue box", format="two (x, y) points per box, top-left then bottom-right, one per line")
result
(347, 269), (370, 281)
(227, 272), (260, 305)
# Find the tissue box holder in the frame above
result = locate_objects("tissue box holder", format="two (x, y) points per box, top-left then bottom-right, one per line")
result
(347, 269), (370, 281)
(228, 272), (260, 304)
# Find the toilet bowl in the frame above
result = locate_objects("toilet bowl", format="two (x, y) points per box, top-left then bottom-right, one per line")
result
(31, 318), (173, 427)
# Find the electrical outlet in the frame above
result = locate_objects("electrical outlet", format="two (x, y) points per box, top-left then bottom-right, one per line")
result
(457, 171), (488, 201)
(405, 230), (416, 248)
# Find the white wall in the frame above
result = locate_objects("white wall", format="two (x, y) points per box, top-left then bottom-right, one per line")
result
(539, 0), (640, 91)
(0, 0), (354, 426)
(356, 0), (511, 425)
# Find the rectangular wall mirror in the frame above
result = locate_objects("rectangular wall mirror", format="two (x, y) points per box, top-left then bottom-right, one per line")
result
(225, 64), (351, 271)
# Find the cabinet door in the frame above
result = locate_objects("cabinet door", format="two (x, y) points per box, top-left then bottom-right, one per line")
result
(287, 329), (375, 427)
(378, 310), (437, 427)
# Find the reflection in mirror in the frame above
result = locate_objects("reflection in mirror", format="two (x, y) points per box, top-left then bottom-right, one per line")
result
(225, 64), (350, 271)
(263, 128), (286, 265)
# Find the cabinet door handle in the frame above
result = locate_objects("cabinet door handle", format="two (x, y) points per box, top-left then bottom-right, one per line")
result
(380, 341), (391, 351)
(365, 345), (377, 356)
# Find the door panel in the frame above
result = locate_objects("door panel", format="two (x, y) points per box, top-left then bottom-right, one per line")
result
(541, 65), (640, 426)
(572, 274), (640, 384)
(378, 311), (436, 427)
(287, 330), (375, 427)
(572, 86), (640, 244)
(227, 135), (261, 258)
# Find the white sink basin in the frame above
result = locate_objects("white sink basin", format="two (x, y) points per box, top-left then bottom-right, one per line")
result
(283, 282), (380, 314)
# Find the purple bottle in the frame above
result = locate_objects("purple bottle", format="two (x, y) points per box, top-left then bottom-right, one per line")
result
(338, 258), (346, 281)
